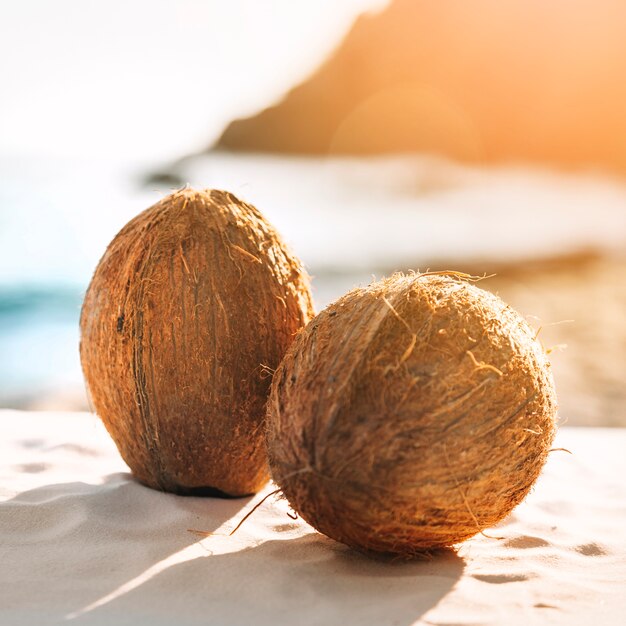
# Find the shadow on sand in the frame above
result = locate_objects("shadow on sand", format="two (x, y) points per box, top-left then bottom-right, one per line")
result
(79, 531), (465, 626)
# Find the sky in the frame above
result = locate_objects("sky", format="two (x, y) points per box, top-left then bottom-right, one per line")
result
(0, 0), (386, 161)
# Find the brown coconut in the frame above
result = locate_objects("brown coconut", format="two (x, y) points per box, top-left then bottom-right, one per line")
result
(267, 272), (557, 555)
(80, 188), (313, 497)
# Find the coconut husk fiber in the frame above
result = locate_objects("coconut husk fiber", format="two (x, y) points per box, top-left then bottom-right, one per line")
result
(80, 188), (313, 497)
(267, 272), (557, 556)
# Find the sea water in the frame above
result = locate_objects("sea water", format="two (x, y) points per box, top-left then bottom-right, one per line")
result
(2, 152), (626, 407)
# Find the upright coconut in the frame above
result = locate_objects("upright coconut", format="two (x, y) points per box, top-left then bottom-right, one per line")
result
(80, 188), (313, 496)
(267, 272), (557, 555)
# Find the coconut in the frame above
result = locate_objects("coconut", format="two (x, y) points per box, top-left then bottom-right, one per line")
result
(80, 188), (313, 497)
(267, 272), (557, 555)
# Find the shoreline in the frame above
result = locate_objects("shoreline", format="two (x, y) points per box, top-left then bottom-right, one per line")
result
(2, 249), (625, 427)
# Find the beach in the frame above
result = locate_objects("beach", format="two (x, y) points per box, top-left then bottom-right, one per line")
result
(2, 3), (625, 623)
(1, 411), (625, 625)
(2, 154), (626, 427)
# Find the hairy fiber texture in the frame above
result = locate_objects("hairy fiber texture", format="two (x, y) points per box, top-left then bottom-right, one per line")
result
(267, 273), (557, 555)
(81, 188), (313, 496)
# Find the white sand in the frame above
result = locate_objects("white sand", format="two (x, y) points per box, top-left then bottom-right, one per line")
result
(1, 410), (625, 625)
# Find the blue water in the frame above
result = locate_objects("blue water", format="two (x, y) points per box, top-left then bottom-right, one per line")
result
(0, 286), (83, 405)
(0, 156), (157, 406)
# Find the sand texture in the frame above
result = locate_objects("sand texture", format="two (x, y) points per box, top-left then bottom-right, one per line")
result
(1, 411), (625, 625)
(479, 254), (626, 428)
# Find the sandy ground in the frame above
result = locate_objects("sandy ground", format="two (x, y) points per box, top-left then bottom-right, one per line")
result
(314, 251), (626, 429)
(477, 252), (626, 427)
(1, 411), (625, 625)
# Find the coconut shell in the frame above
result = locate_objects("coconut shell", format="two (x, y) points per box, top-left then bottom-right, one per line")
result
(267, 272), (557, 555)
(80, 188), (313, 497)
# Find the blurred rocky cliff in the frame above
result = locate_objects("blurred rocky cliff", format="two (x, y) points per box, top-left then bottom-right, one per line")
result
(216, 0), (626, 173)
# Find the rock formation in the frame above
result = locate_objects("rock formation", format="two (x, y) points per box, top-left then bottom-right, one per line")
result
(216, 0), (626, 171)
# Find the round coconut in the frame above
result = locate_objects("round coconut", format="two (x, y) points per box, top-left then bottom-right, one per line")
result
(80, 188), (314, 497)
(267, 272), (557, 555)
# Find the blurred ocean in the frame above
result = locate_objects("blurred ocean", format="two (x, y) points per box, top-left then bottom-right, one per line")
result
(3, 152), (626, 408)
